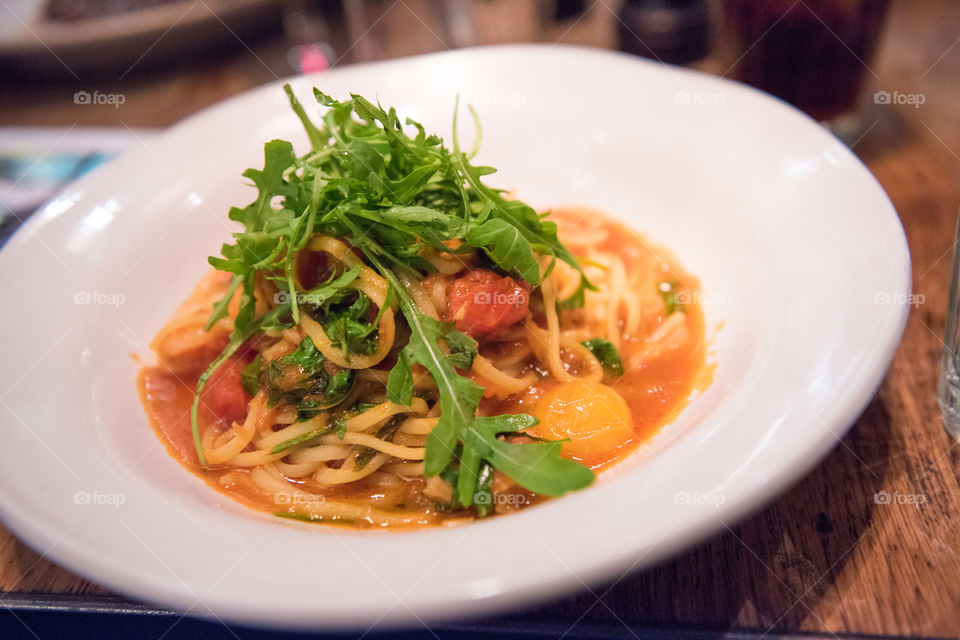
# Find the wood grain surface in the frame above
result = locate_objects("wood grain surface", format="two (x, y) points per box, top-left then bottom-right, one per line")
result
(1, 0), (959, 637)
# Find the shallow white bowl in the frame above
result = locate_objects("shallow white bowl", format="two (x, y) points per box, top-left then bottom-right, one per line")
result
(0, 45), (909, 629)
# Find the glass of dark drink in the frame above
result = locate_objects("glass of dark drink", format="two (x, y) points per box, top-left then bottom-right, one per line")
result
(723, 0), (890, 136)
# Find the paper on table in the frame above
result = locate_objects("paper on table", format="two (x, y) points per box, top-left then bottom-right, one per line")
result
(0, 126), (157, 244)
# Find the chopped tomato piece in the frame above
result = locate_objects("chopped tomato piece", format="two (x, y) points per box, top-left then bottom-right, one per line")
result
(448, 269), (530, 338)
(200, 354), (251, 425)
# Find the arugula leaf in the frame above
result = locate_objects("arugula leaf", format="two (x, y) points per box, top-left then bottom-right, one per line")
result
(333, 416), (348, 440)
(283, 85), (325, 150)
(241, 354), (263, 396)
(439, 462), (463, 509)
(321, 370), (354, 408)
(204, 274), (242, 331)
(330, 402), (377, 441)
(231, 140), (297, 233)
(442, 325), (478, 371)
(658, 279), (682, 315)
(403, 302), (486, 476)
(259, 335), (355, 417)
(270, 423), (334, 454)
(282, 335), (324, 376)
(274, 512), (351, 525)
(463, 414), (595, 496)
(582, 338), (625, 377)
(558, 279), (588, 311)
(294, 399), (322, 422)
(473, 462), (495, 517)
(386, 350), (414, 405)
(354, 416), (403, 470)
(298, 264), (361, 310)
(465, 218), (540, 284)
(456, 434), (484, 508)
(322, 292), (378, 358)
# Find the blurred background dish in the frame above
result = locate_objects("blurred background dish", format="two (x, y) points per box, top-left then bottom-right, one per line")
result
(0, 0), (282, 77)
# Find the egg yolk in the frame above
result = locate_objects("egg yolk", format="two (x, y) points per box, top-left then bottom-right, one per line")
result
(532, 380), (634, 463)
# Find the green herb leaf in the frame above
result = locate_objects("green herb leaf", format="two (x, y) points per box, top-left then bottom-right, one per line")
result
(241, 354), (263, 396)
(658, 279), (682, 315)
(404, 304), (486, 476)
(322, 292), (378, 358)
(465, 218), (540, 284)
(282, 335), (324, 376)
(299, 264), (361, 310)
(204, 274), (242, 331)
(270, 423), (333, 454)
(473, 462), (495, 518)
(463, 414), (595, 496)
(581, 338), (624, 377)
(386, 350), (414, 405)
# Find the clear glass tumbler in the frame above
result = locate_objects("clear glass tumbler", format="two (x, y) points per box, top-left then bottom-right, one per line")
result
(939, 213), (960, 440)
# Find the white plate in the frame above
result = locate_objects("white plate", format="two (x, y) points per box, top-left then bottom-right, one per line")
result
(0, 45), (909, 629)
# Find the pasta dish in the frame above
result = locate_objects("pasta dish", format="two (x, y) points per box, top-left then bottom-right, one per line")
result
(139, 87), (707, 528)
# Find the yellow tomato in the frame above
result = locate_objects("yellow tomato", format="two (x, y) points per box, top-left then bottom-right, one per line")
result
(532, 380), (634, 462)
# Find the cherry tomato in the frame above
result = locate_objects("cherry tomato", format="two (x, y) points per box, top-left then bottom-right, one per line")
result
(448, 269), (530, 338)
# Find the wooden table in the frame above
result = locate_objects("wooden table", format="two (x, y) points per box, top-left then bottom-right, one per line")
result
(2, 1), (960, 637)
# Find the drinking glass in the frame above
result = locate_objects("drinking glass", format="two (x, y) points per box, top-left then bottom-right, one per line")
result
(723, 0), (890, 140)
(940, 212), (960, 440)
